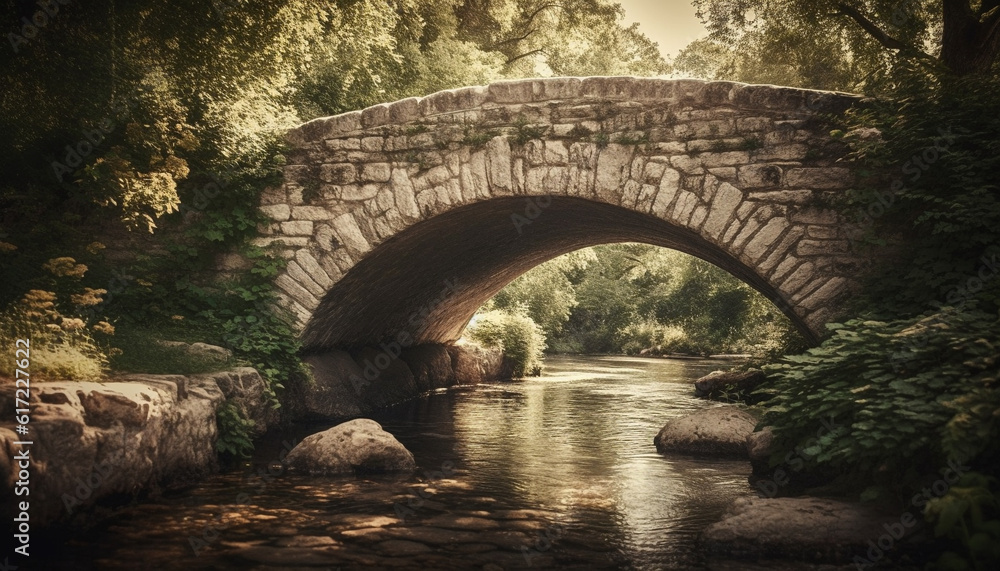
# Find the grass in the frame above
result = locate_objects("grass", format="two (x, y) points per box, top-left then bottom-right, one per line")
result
(109, 325), (236, 375)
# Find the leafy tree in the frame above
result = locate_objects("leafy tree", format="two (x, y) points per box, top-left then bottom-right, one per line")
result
(687, 0), (1000, 92)
(492, 250), (592, 334)
(484, 244), (802, 356)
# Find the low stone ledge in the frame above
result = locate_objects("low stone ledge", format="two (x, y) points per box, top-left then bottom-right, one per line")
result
(0, 367), (275, 527)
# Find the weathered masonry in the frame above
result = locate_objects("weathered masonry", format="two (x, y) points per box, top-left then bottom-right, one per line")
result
(253, 77), (868, 352)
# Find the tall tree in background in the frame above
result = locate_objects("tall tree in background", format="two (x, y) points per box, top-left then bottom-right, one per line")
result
(677, 0), (1000, 90)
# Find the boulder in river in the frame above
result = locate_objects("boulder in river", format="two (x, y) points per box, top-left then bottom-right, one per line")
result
(701, 496), (898, 564)
(285, 419), (416, 475)
(694, 369), (767, 402)
(654, 406), (757, 458)
(746, 426), (775, 474)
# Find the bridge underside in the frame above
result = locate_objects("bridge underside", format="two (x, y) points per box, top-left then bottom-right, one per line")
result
(302, 196), (815, 353)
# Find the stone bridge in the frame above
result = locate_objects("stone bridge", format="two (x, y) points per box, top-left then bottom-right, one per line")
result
(256, 77), (867, 354)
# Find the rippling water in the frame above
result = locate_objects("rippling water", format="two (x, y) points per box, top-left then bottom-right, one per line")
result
(35, 355), (754, 570)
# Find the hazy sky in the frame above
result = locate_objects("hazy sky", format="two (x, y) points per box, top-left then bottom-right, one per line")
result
(616, 0), (708, 60)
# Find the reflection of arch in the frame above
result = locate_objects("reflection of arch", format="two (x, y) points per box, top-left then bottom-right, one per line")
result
(255, 77), (866, 352)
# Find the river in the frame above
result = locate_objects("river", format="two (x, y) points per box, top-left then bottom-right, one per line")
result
(34, 354), (754, 570)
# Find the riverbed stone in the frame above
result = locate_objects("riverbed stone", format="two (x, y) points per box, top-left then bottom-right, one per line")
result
(423, 514), (500, 531)
(654, 406), (758, 458)
(229, 545), (344, 566)
(701, 496), (895, 563)
(694, 369), (768, 402)
(746, 426), (776, 474)
(375, 539), (433, 557)
(284, 418), (416, 475)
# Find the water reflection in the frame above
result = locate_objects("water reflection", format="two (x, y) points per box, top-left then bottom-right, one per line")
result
(35, 355), (753, 570)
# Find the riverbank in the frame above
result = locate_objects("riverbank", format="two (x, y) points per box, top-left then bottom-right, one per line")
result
(0, 342), (511, 529)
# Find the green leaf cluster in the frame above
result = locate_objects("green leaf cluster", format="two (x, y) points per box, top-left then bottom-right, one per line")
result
(760, 308), (1000, 495)
(215, 401), (256, 460)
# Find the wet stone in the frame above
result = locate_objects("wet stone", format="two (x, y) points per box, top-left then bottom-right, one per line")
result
(273, 535), (340, 547)
(451, 542), (500, 553)
(263, 525), (301, 537)
(339, 526), (390, 542)
(229, 545), (344, 566)
(383, 525), (480, 545)
(478, 530), (534, 551)
(327, 514), (398, 528)
(375, 539), (433, 557)
(423, 514), (500, 530)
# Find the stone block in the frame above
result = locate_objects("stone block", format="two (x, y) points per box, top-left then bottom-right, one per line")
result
(281, 220), (314, 236)
(738, 164), (784, 188)
(320, 163), (356, 184)
(291, 206), (331, 221)
(360, 163), (392, 183)
(785, 167), (852, 189)
(259, 204), (290, 221)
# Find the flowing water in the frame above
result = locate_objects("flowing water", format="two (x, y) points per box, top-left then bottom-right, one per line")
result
(35, 355), (755, 570)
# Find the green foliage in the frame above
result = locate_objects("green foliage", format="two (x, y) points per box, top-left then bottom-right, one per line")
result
(492, 251), (590, 335)
(462, 126), (500, 148)
(108, 327), (233, 375)
(759, 308), (1000, 495)
(215, 401), (256, 460)
(466, 309), (546, 377)
(841, 69), (1000, 318)
(0, 261), (115, 381)
(683, 0), (1000, 90)
(614, 132), (649, 146)
(508, 116), (548, 147)
(488, 244), (802, 357)
(566, 124), (594, 139)
(925, 472), (1000, 571)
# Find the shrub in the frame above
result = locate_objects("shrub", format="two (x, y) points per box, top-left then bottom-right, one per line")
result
(0, 287), (112, 381)
(618, 320), (698, 355)
(759, 307), (1000, 499)
(466, 309), (546, 377)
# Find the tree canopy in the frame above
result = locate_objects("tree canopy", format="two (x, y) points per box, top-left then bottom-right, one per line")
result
(675, 0), (1000, 91)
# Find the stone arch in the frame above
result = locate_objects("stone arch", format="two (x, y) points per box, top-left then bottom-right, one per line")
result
(256, 77), (867, 353)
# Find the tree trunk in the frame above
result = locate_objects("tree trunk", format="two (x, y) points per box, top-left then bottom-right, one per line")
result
(940, 0), (1000, 75)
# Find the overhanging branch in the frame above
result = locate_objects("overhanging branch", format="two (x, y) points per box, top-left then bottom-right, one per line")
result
(834, 2), (911, 51)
